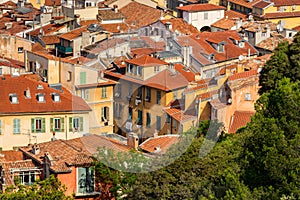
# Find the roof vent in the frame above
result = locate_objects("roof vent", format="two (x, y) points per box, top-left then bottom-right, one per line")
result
(37, 84), (44, 90)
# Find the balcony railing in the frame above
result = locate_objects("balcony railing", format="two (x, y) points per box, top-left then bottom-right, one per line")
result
(56, 44), (73, 54)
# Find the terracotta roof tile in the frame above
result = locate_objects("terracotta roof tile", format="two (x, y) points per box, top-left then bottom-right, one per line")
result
(177, 3), (226, 12)
(263, 11), (300, 19)
(40, 35), (60, 45)
(160, 18), (199, 35)
(253, 0), (273, 8)
(45, 0), (61, 6)
(97, 8), (125, 21)
(228, 0), (261, 8)
(131, 48), (157, 57)
(0, 150), (24, 162)
(0, 75), (91, 114)
(125, 55), (168, 66)
(211, 18), (235, 30)
(228, 69), (259, 81)
(28, 24), (65, 37)
(164, 107), (197, 122)
(120, 1), (161, 29)
(272, 0), (300, 6)
(228, 111), (255, 133)
(174, 63), (195, 82)
(59, 26), (87, 41)
(0, 57), (25, 69)
(225, 10), (248, 19)
(255, 35), (292, 51)
(293, 25), (300, 31)
(139, 135), (180, 154)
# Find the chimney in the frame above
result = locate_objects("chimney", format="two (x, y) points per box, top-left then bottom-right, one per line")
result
(113, 5), (118, 13)
(127, 132), (139, 150)
(32, 144), (40, 155)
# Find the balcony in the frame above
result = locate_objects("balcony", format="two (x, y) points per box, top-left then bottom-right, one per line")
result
(56, 44), (73, 54)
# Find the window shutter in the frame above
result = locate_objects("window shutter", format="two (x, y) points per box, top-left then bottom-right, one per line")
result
(61, 117), (64, 132)
(106, 107), (110, 121)
(101, 107), (104, 121)
(41, 118), (45, 133)
(69, 117), (73, 132)
(13, 119), (16, 133)
(50, 118), (53, 132)
(17, 119), (20, 133)
(31, 118), (35, 133)
(79, 117), (83, 131)
(0, 120), (2, 134)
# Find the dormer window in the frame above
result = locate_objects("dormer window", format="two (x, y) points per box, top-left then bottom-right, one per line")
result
(209, 53), (215, 61)
(218, 42), (226, 52)
(52, 93), (60, 102)
(37, 84), (44, 90)
(127, 64), (133, 74)
(239, 40), (245, 48)
(10, 94), (18, 104)
(37, 94), (45, 102)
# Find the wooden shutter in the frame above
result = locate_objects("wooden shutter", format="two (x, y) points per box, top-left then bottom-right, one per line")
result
(31, 118), (35, 133)
(61, 117), (64, 132)
(79, 117), (83, 132)
(50, 118), (53, 132)
(69, 117), (73, 132)
(41, 118), (45, 133)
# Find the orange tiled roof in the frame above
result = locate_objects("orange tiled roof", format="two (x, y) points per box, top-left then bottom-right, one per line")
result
(45, 0), (61, 6)
(228, 69), (259, 81)
(125, 55), (168, 67)
(0, 57), (24, 69)
(160, 18), (199, 35)
(253, 0), (273, 8)
(0, 75), (91, 114)
(256, 36), (292, 51)
(40, 35), (60, 45)
(164, 107), (197, 122)
(139, 135), (180, 154)
(272, 0), (300, 6)
(177, 3), (226, 12)
(174, 63), (195, 82)
(20, 134), (131, 172)
(263, 11), (300, 19)
(59, 26), (87, 41)
(225, 10), (248, 19)
(28, 24), (65, 37)
(0, 150), (24, 162)
(228, 0), (261, 8)
(293, 25), (300, 31)
(131, 48), (157, 57)
(120, 1), (161, 29)
(98, 8), (125, 20)
(228, 111), (255, 133)
(211, 18), (235, 30)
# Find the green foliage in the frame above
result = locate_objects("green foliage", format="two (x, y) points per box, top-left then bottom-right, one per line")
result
(0, 175), (73, 200)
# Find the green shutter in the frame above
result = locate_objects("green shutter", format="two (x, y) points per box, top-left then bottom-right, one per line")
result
(79, 117), (83, 131)
(61, 117), (64, 132)
(41, 118), (45, 133)
(80, 72), (86, 84)
(101, 107), (104, 121)
(31, 118), (35, 133)
(69, 117), (73, 132)
(17, 119), (20, 134)
(13, 119), (16, 133)
(50, 118), (53, 132)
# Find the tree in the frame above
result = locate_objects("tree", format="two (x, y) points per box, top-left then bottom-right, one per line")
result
(259, 32), (300, 94)
(0, 175), (73, 200)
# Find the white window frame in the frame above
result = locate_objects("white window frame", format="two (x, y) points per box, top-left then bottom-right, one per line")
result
(54, 118), (61, 131)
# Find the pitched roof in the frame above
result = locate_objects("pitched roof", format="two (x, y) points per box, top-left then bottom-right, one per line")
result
(225, 10), (248, 19)
(253, 0), (273, 8)
(272, 0), (300, 6)
(0, 57), (25, 69)
(97, 8), (125, 21)
(160, 18), (199, 35)
(164, 107), (197, 122)
(125, 55), (168, 67)
(293, 25), (300, 31)
(0, 75), (91, 115)
(174, 63), (195, 82)
(228, 0), (261, 8)
(28, 23), (65, 37)
(228, 111), (255, 133)
(0, 150), (24, 162)
(211, 18), (236, 30)
(228, 69), (259, 81)
(139, 135), (180, 154)
(120, 1), (161, 29)
(263, 11), (300, 19)
(59, 26), (87, 41)
(20, 134), (131, 173)
(40, 35), (60, 44)
(45, 0), (61, 6)
(177, 3), (226, 12)
(255, 35), (292, 51)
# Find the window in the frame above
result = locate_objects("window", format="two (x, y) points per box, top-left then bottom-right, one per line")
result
(137, 110), (142, 125)
(146, 113), (151, 127)
(43, 69), (48, 77)
(31, 118), (45, 133)
(19, 171), (36, 185)
(80, 72), (86, 84)
(37, 94), (45, 102)
(50, 117), (64, 132)
(128, 64), (133, 74)
(114, 103), (123, 119)
(10, 94), (18, 104)
(101, 107), (109, 123)
(166, 114), (171, 123)
(91, 37), (95, 43)
(81, 89), (89, 100)
(145, 87), (151, 102)
(77, 167), (95, 194)
(67, 71), (72, 81)
(52, 93), (60, 102)
(128, 107), (133, 121)
(136, 66), (142, 76)
(245, 93), (252, 101)
(13, 118), (20, 134)
(0, 68), (2, 75)
(102, 87), (107, 98)
(37, 0), (41, 4)
(154, 66), (160, 72)
(156, 116), (161, 131)
(137, 87), (142, 99)
(0, 120), (2, 134)
(218, 44), (224, 52)
(69, 117), (83, 132)
(172, 119), (177, 129)
(18, 47), (23, 53)
(204, 12), (208, 20)
(115, 84), (122, 98)
(173, 91), (178, 100)
(156, 90), (161, 105)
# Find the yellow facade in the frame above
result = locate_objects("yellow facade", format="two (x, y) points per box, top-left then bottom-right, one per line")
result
(0, 112), (89, 150)
(29, 0), (45, 9)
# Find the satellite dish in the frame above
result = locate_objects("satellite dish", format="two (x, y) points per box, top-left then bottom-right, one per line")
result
(239, 55), (245, 61)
